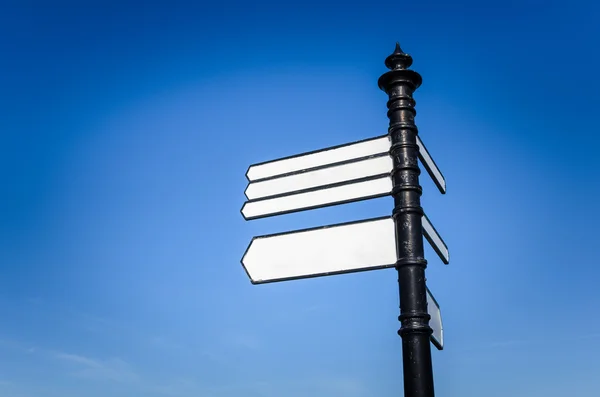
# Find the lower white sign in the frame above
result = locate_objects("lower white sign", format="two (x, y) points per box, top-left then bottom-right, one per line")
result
(241, 217), (397, 284)
(427, 287), (443, 350)
(242, 214), (448, 284)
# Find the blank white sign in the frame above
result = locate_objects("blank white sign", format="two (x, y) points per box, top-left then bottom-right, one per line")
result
(241, 217), (397, 283)
(241, 176), (392, 220)
(245, 133), (445, 195)
(245, 155), (393, 200)
(416, 135), (446, 194)
(427, 288), (443, 350)
(422, 215), (449, 264)
(246, 136), (391, 181)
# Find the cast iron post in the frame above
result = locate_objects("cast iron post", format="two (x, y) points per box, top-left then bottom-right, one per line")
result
(378, 43), (435, 397)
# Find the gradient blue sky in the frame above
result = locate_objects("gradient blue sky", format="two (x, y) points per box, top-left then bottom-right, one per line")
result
(1, 1), (599, 396)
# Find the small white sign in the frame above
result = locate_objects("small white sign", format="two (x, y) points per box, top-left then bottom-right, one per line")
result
(427, 287), (443, 350)
(245, 134), (445, 195)
(416, 135), (446, 194)
(241, 176), (392, 220)
(246, 136), (391, 182)
(241, 217), (397, 283)
(241, 215), (448, 284)
(245, 155), (393, 200)
(422, 214), (449, 264)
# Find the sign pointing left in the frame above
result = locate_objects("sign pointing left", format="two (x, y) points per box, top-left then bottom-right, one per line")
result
(245, 154), (392, 200)
(241, 176), (392, 220)
(246, 135), (391, 181)
(241, 217), (397, 284)
(241, 213), (448, 284)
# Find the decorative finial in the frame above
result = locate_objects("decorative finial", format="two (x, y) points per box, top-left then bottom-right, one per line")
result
(384, 42), (413, 70)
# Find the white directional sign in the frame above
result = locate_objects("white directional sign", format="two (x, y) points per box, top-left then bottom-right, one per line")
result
(246, 134), (444, 193)
(241, 214), (448, 284)
(426, 287), (443, 350)
(422, 214), (449, 265)
(242, 176), (392, 220)
(246, 135), (391, 182)
(241, 217), (397, 284)
(415, 135), (446, 194)
(242, 134), (446, 219)
(245, 155), (393, 200)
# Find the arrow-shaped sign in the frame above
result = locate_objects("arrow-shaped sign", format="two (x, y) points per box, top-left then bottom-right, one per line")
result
(241, 214), (448, 284)
(241, 216), (397, 284)
(426, 287), (443, 350)
(422, 214), (449, 265)
(242, 134), (446, 220)
(241, 175), (392, 220)
(245, 135), (391, 182)
(242, 136), (446, 220)
(246, 134), (445, 194)
(245, 154), (392, 200)
(416, 135), (446, 194)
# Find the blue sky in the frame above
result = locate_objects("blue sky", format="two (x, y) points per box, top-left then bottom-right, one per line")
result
(1, 1), (599, 396)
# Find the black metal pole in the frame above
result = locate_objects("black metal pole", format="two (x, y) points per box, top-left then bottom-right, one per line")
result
(378, 43), (434, 397)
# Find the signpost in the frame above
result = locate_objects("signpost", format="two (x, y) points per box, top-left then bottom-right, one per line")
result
(239, 43), (449, 397)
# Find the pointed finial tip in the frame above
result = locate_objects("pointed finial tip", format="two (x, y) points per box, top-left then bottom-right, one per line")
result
(384, 41), (413, 70)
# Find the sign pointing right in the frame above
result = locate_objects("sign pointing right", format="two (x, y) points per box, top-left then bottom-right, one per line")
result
(422, 214), (449, 265)
(427, 287), (443, 350)
(416, 135), (446, 195)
